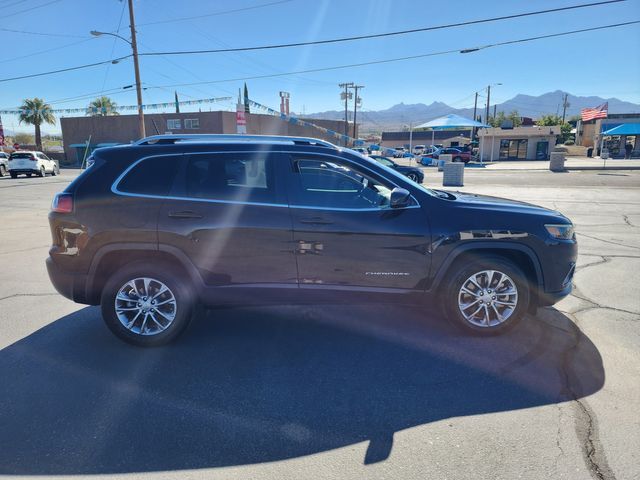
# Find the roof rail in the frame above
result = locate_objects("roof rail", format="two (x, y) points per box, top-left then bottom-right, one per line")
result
(133, 134), (337, 148)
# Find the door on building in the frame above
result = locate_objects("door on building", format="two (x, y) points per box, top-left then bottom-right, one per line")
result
(499, 139), (528, 160)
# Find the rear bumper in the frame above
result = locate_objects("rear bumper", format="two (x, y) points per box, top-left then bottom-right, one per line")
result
(9, 168), (39, 174)
(46, 257), (90, 304)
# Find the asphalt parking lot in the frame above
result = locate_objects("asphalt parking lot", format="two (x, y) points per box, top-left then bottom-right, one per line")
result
(0, 167), (638, 480)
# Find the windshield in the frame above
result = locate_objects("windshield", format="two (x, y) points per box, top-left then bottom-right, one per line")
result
(10, 153), (35, 159)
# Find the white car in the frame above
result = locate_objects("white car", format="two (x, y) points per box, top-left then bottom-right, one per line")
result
(412, 144), (426, 156)
(8, 151), (59, 178)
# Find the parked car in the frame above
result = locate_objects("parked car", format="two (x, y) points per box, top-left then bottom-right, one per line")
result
(440, 147), (473, 164)
(352, 147), (368, 156)
(419, 147), (472, 165)
(47, 134), (576, 346)
(393, 147), (406, 158)
(412, 144), (426, 156)
(8, 151), (59, 178)
(0, 151), (8, 177)
(368, 154), (424, 183)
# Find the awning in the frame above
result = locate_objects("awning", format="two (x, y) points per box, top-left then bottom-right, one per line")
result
(602, 123), (640, 136)
(415, 114), (488, 130)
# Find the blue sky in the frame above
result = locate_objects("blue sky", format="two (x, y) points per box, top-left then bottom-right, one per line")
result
(1, 0), (639, 133)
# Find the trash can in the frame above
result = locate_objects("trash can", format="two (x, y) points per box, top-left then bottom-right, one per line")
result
(443, 162), (464, 186)
(587, 147), (593, 158)
(601, 148), (609, 160)
(549, 152), (566, 172)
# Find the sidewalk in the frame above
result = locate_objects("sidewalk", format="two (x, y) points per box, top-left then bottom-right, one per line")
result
(484, 156), (640, 171)
(394, 156), (640, 171)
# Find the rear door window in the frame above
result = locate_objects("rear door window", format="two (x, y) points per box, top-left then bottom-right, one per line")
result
(117, 155), (181, 196)
(183, 152), (276, 204)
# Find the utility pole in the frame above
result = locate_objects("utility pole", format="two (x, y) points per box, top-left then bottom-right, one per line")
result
(471, 91), (479, 140)
(348, 84), (364, 140)
(561, 93), (570, 123)
(485, 84), (491, 126)
(338, 82), (353, 146)
(127, 0), (145, 139)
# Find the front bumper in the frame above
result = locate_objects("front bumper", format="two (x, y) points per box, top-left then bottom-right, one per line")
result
(46, 257), (90, 304)
(538, 282), (573, 306)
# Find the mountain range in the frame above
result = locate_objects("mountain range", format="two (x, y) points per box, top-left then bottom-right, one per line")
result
(301, 90), (640, 132)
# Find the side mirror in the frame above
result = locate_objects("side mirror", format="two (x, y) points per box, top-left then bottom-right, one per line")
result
(390, 187), (411, 208)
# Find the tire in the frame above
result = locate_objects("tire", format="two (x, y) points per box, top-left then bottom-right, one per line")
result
(453, 156), (462, 162)
(0, 165), (6, 177)
(406, 173), (419, 182)
(101, 261), (195, 347)
(10, 171), (17, 179)
(39, 166), (46, 177)
(442, 256), (530, 335)
(26, 173), (32, 177)
(51, 163), (59, 176)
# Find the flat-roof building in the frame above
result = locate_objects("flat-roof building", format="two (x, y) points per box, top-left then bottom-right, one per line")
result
(60, 111), (345, 165)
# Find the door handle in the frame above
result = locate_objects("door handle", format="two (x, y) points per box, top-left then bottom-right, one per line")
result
(168, 210), (203, 219)
(299, 217), (333, 225)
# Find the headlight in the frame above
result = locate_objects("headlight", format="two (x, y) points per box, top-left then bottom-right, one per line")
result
(545, 224), (575, 240)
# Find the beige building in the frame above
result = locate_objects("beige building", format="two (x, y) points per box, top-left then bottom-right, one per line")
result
(60, 111), (345, 165)
(477, 125), (561, 161)
(577, 113), (640, 157)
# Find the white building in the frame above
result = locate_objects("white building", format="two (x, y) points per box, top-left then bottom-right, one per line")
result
(477, 125), (561, 161)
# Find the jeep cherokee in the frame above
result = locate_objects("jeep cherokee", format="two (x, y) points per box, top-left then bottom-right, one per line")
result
(46, 134), (577, 346)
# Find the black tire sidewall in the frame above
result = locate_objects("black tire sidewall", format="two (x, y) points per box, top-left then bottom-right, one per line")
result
(443, 257), (530, 335)
(101, 262), (194, 346)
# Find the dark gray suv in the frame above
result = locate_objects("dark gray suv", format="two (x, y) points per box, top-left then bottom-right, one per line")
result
(47, 134), (577, 346)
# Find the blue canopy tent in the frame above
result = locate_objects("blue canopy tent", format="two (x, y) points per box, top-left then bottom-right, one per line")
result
(415, 114), (489, 163)
(600, 123), (640, 159)
(601, 123), (640, 136)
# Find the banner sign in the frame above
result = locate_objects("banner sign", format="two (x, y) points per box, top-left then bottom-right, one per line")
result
(0, 96), (232, 115)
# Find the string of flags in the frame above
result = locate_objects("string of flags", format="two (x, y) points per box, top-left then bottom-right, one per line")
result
(0, 96), (232, 115)
(247, 99), (396, 155)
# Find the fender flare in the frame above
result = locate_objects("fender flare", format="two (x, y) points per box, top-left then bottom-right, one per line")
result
(428, 241), (544, 292)
(86, 243), (204, 300)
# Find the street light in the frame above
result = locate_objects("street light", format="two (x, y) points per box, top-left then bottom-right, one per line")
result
(403, 123), (414, 165)
(90, 0), (145, 138)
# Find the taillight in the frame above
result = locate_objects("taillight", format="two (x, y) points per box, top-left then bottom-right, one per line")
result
(51, 193), (73, 213)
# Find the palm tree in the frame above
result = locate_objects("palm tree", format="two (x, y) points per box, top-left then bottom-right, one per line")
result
(87, 96), (119, 116)
(18, 98), (56, 150)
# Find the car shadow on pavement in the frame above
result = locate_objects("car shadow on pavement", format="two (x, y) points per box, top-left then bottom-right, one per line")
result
(0, 303), (604, 475)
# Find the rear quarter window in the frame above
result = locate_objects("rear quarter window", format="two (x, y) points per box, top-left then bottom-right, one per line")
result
(117, 155), (181, 196)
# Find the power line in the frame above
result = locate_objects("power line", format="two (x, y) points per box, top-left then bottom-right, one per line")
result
(0, 27), (85, 38)
(0, 38), (93, 64)
(1, 19), (637, 86)
(0, 55), (132, 83)
(144, 21), (640, 89)
(139, 0), (626, 56)
(132, 0), (294, 27)
(4, 0), (62, 19)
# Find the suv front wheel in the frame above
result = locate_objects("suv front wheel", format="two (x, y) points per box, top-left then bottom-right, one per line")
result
(101, 262), (195, 346)
(443, 256), (530, 334)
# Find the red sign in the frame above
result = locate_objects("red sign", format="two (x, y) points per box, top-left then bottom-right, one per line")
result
(236, 111), (246, 126)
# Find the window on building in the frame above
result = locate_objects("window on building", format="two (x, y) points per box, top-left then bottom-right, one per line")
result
(117, 156), (180, 196)
(167, 119), (181, 130)
(184, 118), (200, 129)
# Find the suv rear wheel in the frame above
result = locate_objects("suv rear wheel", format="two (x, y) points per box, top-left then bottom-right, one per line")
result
(39, 166), (46, 177)
(443, 256), (529, 334)
(0, 165), (6, 177)
(101, 262), (195, 346)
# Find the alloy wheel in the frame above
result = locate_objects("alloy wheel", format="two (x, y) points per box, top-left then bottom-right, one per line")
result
(114, 277), (177, 336)
(457, 269), (518, 328)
